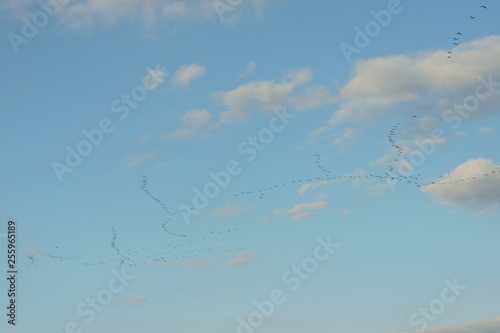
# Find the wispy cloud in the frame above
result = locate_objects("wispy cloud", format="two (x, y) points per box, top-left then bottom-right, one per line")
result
(238, 61), (256, 78)
(228, 252), (255, 267)
(275, 201), (328, 222)
(479, 126), (495, 136)
(173, 64), (207, 88)
(409, 316), (500, 333)
(214, 202), (256, 218)
(9, 0), (272, 30)
(168, 109), (212, 139)
(299, 180), (330, 196)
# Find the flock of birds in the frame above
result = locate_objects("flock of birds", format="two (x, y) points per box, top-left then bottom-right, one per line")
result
(447, 5), (488, 59)
(22, 4), (498, 297)
(25, 252), (76, 269)
(234, 115), (500, 198)
(82, 177), (242, 269)
(141, 176), (186, 239)
(26, 111), (499, 271)
(24, 176), (243, 281)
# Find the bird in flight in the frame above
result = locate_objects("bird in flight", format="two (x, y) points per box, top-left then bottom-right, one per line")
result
(480, 5), (487, 9)
(470, 16), (475, 19)
(456, 32), (462, 35)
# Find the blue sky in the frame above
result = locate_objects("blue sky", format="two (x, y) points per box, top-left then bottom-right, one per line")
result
(1, 0), (500, 332)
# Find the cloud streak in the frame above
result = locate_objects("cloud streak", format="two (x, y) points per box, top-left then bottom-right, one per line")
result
(275, 201), (328, 222)
(227, 252), (255, 267)
(408, 316), (500, 333)
(4, 0), (271, 30)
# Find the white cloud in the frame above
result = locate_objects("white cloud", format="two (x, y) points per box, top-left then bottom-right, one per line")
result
(479, 126), (495, 136)
(179, 109), (211, 127)
(214, 203), (255, 218)
(422, 157), (500, 212)
(309, 126), (329, 138)
(275, 201), (328, 222)
(213, 67), (336, 124)
(168, 109), (211, 139)
(285, 67), (312, 85)
(299, 180), (330, 196)
(228, 252), (255, 267)
(24, 0), (270, 30)
(291, 85), (337, 111)
(238, 61), (256, 78)
(173, 63), (207, 88)
(331, 36), (500, 126)
(160, 2), (190, 19)
(62, 0), (144, 29)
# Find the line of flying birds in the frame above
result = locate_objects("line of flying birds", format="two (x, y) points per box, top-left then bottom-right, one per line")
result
(447, 5), (488, 58)
(234, 114), (500, 198)
(24, 177), (243, 274)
